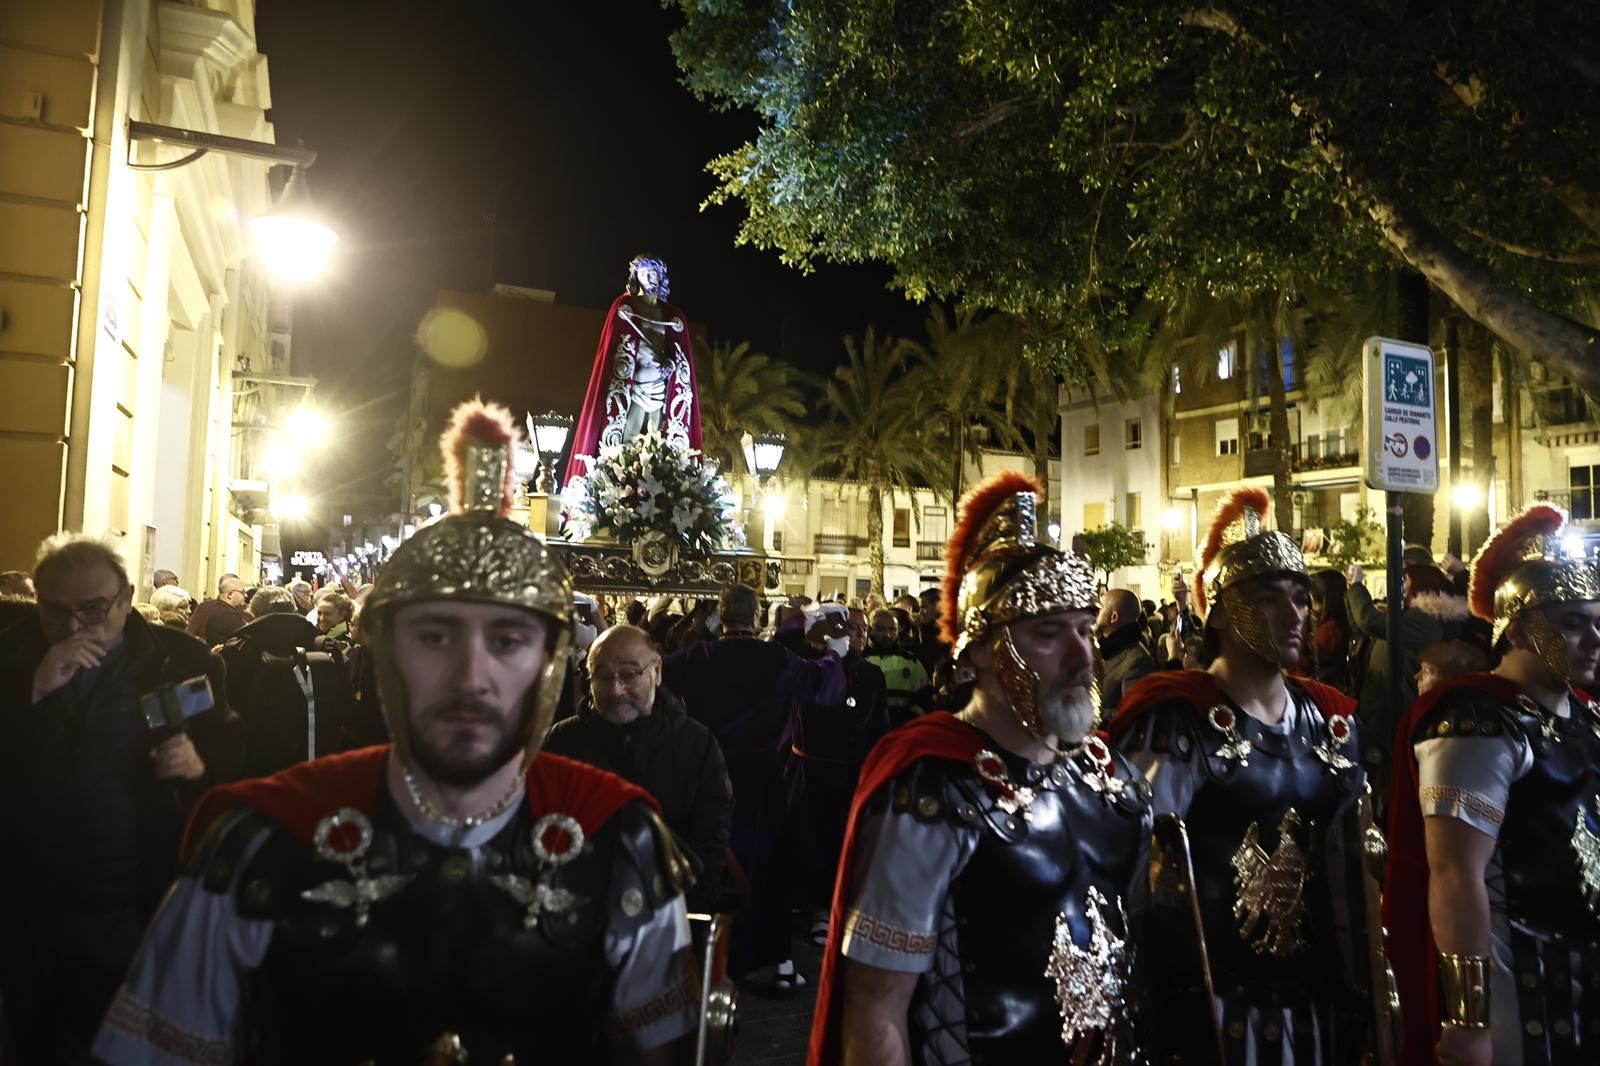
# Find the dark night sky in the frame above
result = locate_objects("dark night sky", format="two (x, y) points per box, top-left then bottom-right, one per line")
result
(254, 0), (924, 505)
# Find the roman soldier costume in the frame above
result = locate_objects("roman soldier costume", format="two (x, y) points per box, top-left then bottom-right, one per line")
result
(1386, 504), (1600, 1064)
(1108, 487), (1385, 1065)
(94, 401), (697, 1065)
(808, 472), (1153, 1065)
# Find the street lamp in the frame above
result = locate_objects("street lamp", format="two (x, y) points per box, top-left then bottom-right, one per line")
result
(526, 411), (575, 495)
(127, 120), (338, 282)
(1450, 482), (1483, 511)
(283, 405), (329, 443)
(743, 433), (787, 483)
(1161, 507), (1184, 532)
(275, 492), (310, 521)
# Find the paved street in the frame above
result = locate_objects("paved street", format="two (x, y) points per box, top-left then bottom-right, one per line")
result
(728, 922), (825, 1066)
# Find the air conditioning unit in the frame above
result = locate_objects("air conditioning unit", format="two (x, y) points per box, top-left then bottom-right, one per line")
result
(1291, 491), (1310, 507)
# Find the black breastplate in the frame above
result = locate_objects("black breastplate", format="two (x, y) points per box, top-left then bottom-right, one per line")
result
(906, 739), (1152, 1061)
(1179, 694), (1363, 992)
(233, 794), (622, 1065)
(1499, 696), (1600, 940)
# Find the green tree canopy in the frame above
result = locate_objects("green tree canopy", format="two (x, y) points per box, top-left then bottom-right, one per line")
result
(696, 340), (809, 474)
(1079, 522), (1152, 585)
(669, 1), (1600, 392)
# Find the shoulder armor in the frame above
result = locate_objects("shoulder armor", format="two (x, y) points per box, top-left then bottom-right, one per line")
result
(611, 800), (696, 915)
(182, 805), (279, 895)
(1413, 688), (1522, 746)
(887, 756), (1016, 841)
(1120, 701), (1202, 763)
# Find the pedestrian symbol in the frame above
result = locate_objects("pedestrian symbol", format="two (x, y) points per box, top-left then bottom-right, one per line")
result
(1384, 354), (1431, 408)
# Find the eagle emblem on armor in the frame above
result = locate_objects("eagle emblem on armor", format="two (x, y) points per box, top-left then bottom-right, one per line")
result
(1231, 808), (1308, 959)
(1573, 795), (1600, 915)
(1044, 886), (1132, 1064)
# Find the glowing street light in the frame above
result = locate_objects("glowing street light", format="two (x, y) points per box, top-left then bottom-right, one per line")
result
(1162, 507), (1184, 532)
(283, 405), (329, 443)
(275, 493), (310, 521)
(1450, 482), (1483, 511)
(262, 445), (301, 479)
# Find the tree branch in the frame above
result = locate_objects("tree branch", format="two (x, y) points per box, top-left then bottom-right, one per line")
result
(1455, 222), (1600, 265)
(956, 97), (1030, 142)
(1545, 179), (1600, 241)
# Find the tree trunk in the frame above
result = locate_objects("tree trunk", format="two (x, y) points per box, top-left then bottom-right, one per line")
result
(1264, 337), (1296, 532)
(952, 421), (965, 505)
(1462, 319), (1495, 555)
(868, 480), (886, 597)
(1395, 272), (1438, 551)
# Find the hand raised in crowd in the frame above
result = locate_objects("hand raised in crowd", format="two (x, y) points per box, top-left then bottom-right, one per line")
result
(149, 734), (206, 782)
(1161, 630), (1182, 664)
(31, 632), (107, 703)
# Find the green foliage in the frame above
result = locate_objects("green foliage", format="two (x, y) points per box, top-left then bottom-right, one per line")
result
(697, 340), (809, 473)
(1079, 522), (1151, 584)
(669, 0), (1600, 388)
(1322, 506), (1386, 570)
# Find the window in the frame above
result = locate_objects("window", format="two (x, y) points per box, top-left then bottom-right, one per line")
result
(1172, 367), (1182, 394)
(1083, 502), (1107, 530)
(1171, 432), (1181, 465)
(1084, 423), (1101, 456)
(1125, 419), (1143, 450)
(1573, 465), (1598, 521)
(1279, 338), (1296, 391)
(923, 506), (949, 544)
(893, 507), (911, 548)
(1217, 343), (1238, 380)
(1127, 491), (1142, 527)
(1217, 417), (1240, 456)
(772, 530), (784, 552)
(821, 498), (847, 535)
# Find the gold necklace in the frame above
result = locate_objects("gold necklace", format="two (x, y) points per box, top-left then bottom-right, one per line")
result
(401, 761), (525, 829)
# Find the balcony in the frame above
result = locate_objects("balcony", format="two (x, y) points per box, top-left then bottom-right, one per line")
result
(916, 541), (945, 562)
(1244, 442), (1360, 478)
(814, 533), (867, 556)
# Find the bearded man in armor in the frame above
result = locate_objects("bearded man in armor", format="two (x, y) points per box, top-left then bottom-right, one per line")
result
(1109, 487), (1384, 1064)
(93, 401), (698, 1065)
(1386, 504), (1600, 1066)
(808, 472), (1153, 1065)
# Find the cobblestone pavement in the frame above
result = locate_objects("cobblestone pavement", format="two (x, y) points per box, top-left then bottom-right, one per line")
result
(727, 920), (825, 1066)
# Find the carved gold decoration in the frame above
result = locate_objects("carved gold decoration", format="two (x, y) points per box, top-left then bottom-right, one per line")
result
(367, 518), (572, 627)
(1044, 887), (1133, 1062)
(1231, 809), (1308, 959)
(1572, 795), (1600, 914)
(1207, 705), (1254, 766)
(1493, 558), (1600, 648)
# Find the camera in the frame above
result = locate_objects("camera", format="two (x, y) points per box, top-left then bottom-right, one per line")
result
(139, 675), (215, 740)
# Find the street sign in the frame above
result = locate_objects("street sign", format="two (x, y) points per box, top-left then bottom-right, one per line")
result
(1363, 337), (1439, 494)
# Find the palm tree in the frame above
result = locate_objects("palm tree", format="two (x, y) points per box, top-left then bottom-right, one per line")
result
(821, 326), (948, 596)
(695, 340), (808, 474)
(900, 304), (1014, 503)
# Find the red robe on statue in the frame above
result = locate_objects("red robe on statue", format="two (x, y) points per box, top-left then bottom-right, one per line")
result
(562, 292), (703, 494)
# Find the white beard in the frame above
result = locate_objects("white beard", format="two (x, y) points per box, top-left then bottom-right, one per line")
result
(1038, 684), (1097, 745)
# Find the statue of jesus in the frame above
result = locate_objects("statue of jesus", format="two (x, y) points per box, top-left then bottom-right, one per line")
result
(563, 255), (703, 494)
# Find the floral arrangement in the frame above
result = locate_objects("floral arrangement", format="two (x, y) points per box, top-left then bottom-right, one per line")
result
(561, 432), (742, 553)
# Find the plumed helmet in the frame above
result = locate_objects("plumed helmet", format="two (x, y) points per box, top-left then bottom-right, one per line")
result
(1469, 504), (1600, 648)
(1194, 487), (1307, 614)
(940, 471), (1097, 658)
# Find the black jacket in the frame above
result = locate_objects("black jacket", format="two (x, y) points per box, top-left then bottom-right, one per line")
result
(218, 611), (360, 777)
(543, 687), (733, 912)
(0, 607), (242, 1063)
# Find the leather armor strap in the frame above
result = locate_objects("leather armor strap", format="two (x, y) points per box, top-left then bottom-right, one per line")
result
(1438, 952), (1491, 1029)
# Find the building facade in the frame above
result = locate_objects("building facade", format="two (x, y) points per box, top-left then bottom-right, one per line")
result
(3, 0), (292, 593)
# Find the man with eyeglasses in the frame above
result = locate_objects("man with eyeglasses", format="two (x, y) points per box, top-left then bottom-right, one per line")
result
(545, 624), (733, 913)
(0, 533), (240, 1064)
(186, 573), (249, 647)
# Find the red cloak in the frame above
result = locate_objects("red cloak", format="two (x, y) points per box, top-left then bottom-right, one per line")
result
(1382, 672), (1597, 1065)
(1106, 669), (1357, 742)
(806, 712), (992, 1066)
(562, 292), (703, 493)
(182, 745), (656, 858)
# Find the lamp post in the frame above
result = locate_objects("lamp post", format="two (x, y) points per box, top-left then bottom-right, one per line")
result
(526, 411), (574, 495)
(741, 433), (787, 552)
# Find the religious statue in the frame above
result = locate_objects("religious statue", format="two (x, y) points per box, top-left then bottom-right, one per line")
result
(563, 256), (702, 494)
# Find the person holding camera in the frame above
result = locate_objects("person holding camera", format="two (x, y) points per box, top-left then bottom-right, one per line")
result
(0, 534), (240, 1064)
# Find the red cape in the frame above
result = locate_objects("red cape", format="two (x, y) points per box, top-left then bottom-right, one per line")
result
(183, 745), (657, 858)
(1382, 673), (1597, 1065)
(1106, 668), (1357, 742)
(807, 713), (990, 1066)
(562, 292), (703, 493)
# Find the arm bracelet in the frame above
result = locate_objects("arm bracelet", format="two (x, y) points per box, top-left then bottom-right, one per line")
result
(1437, 953), (1491, 1029)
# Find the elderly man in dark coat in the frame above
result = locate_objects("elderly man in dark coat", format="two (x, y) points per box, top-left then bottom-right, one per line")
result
(663, 583), (843, 993)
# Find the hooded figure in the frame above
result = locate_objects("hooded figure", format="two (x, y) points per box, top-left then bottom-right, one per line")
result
(93, 400), (701, 1066)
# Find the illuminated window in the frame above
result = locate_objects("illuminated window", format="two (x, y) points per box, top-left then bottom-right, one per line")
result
(1218, 343), (1238, 380)
(1216, 417), (1240, 456)
(1125, 419), (1143, 450)
(1085, 424), (1101, 456)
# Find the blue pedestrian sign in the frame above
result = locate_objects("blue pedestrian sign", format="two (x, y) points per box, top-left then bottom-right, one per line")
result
(1364, 338), (1439, 494)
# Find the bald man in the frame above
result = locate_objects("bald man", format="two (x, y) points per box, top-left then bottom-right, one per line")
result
(1097, 587), (1156, 718)
(544, 625), (732, 911)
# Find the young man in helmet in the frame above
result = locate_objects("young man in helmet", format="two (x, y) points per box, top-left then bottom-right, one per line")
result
(1386, 504), (1600, 1066)
(1109, 487), (1380, 1064)
(93, 402), (696, 1065)
(809, 472), (1152, 1065)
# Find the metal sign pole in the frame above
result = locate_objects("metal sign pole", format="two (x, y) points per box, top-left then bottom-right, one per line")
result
(1386, 491), (1405, 727)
